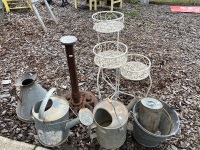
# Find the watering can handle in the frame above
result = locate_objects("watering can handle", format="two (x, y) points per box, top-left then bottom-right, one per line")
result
(38, 88), (56, 120)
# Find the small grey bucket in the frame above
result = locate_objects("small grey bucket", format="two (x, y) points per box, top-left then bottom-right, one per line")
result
(132, 100), (180, 147)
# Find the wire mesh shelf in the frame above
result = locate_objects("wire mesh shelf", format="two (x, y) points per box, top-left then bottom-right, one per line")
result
(93, 21), (124, 33)
(93, 41), (128, 69)
(92, 11), (124, 24)
(120, 54), (151, 81)
(92, 11), (124, 33)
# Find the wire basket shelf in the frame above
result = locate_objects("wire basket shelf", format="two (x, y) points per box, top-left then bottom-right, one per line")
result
(120, 54), (151, 81)
(92, 11), (124, 33)
(93, 21), (124, 33)
(93, 41), (128, 69)
(92, 11), (124, 24)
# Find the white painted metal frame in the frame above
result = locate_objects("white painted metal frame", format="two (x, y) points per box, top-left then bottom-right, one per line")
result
(92, 12), (124, 44)
(120, 53), (152, 97)
(92, 11), (152, 100)
(92, 11), (124, 24)
(93, 41), (128, 99)
(92, 11), (128, 100)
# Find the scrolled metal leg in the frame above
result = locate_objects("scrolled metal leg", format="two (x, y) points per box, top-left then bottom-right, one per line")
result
(115, 68), (120, 99)
(96, 67), (102, 100)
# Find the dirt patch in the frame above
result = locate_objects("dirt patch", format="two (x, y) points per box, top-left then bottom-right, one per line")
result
(0, 2), (199, 150)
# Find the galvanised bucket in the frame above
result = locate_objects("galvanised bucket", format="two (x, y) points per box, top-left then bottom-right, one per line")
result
(90, 99), (129, 149)
(16, 72), (47, 122)
(132, 100), (180, 147)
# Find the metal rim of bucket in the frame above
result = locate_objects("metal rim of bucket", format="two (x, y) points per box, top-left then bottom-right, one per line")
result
(93, 100), (128, 130)
(133, 101), (180, 138)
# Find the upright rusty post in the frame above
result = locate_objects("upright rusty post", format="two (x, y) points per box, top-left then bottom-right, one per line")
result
(60, 36), (98, 114)
(60, 36), (81, 104)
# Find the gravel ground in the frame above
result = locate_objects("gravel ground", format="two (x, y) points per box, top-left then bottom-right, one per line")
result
(0, 1), (199, 150)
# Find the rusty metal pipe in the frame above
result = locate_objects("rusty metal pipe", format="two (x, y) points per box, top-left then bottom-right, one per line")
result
(60, 36), (81, 104)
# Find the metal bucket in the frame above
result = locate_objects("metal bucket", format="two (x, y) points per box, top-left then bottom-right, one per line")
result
(91, 100), (129, 149)
(0, 0), (4, 21)
(132, 100), (180, 147)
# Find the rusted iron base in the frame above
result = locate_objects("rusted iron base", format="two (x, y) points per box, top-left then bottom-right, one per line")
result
(63, 91), (98, 115)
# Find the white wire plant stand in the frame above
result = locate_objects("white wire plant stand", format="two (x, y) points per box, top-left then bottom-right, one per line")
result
(92, 11), (152, 100)
(92, 11), (124, 43)
(93, 41), (128, 99)
(120, 53), (152, 97)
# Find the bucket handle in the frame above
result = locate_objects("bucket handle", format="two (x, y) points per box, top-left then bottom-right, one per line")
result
(161, 108), (172, 135)
(38, 88), (56, 120)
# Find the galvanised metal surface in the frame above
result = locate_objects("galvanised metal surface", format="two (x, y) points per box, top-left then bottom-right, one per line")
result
(16, 72), (47, 122)
(132, 100), (180, 147)
(138, 98), (163, 133)
(91, 100), (129, 149)
(32, 88), (80, 147)
(60, 36), (98, 114)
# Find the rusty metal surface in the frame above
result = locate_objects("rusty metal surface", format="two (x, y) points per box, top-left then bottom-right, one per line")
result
(64, 44), (81, 103)
(63, 91), (98, 115)
(61, 36), (81, 103)
(60, 36), (98, 114)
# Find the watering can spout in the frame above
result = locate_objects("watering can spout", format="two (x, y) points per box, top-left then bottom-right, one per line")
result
(65, 118), (80, 130)
(126, 98), (137, 112)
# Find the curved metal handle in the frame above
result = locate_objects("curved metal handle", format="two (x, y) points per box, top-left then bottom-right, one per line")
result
(38, 88), (56, 120)
(131, 111), (138, 122)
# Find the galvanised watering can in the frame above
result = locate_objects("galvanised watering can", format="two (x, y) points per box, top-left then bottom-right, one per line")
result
(16, 72), (47, 122)
(32, 88), (89, 147)
(80, 98), (136, 149)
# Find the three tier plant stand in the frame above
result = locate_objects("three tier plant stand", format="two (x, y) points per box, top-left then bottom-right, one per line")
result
(92, 11), (152, 100)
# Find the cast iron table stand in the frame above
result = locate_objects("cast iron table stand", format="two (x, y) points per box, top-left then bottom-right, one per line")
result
(60, 36), (98, 114)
